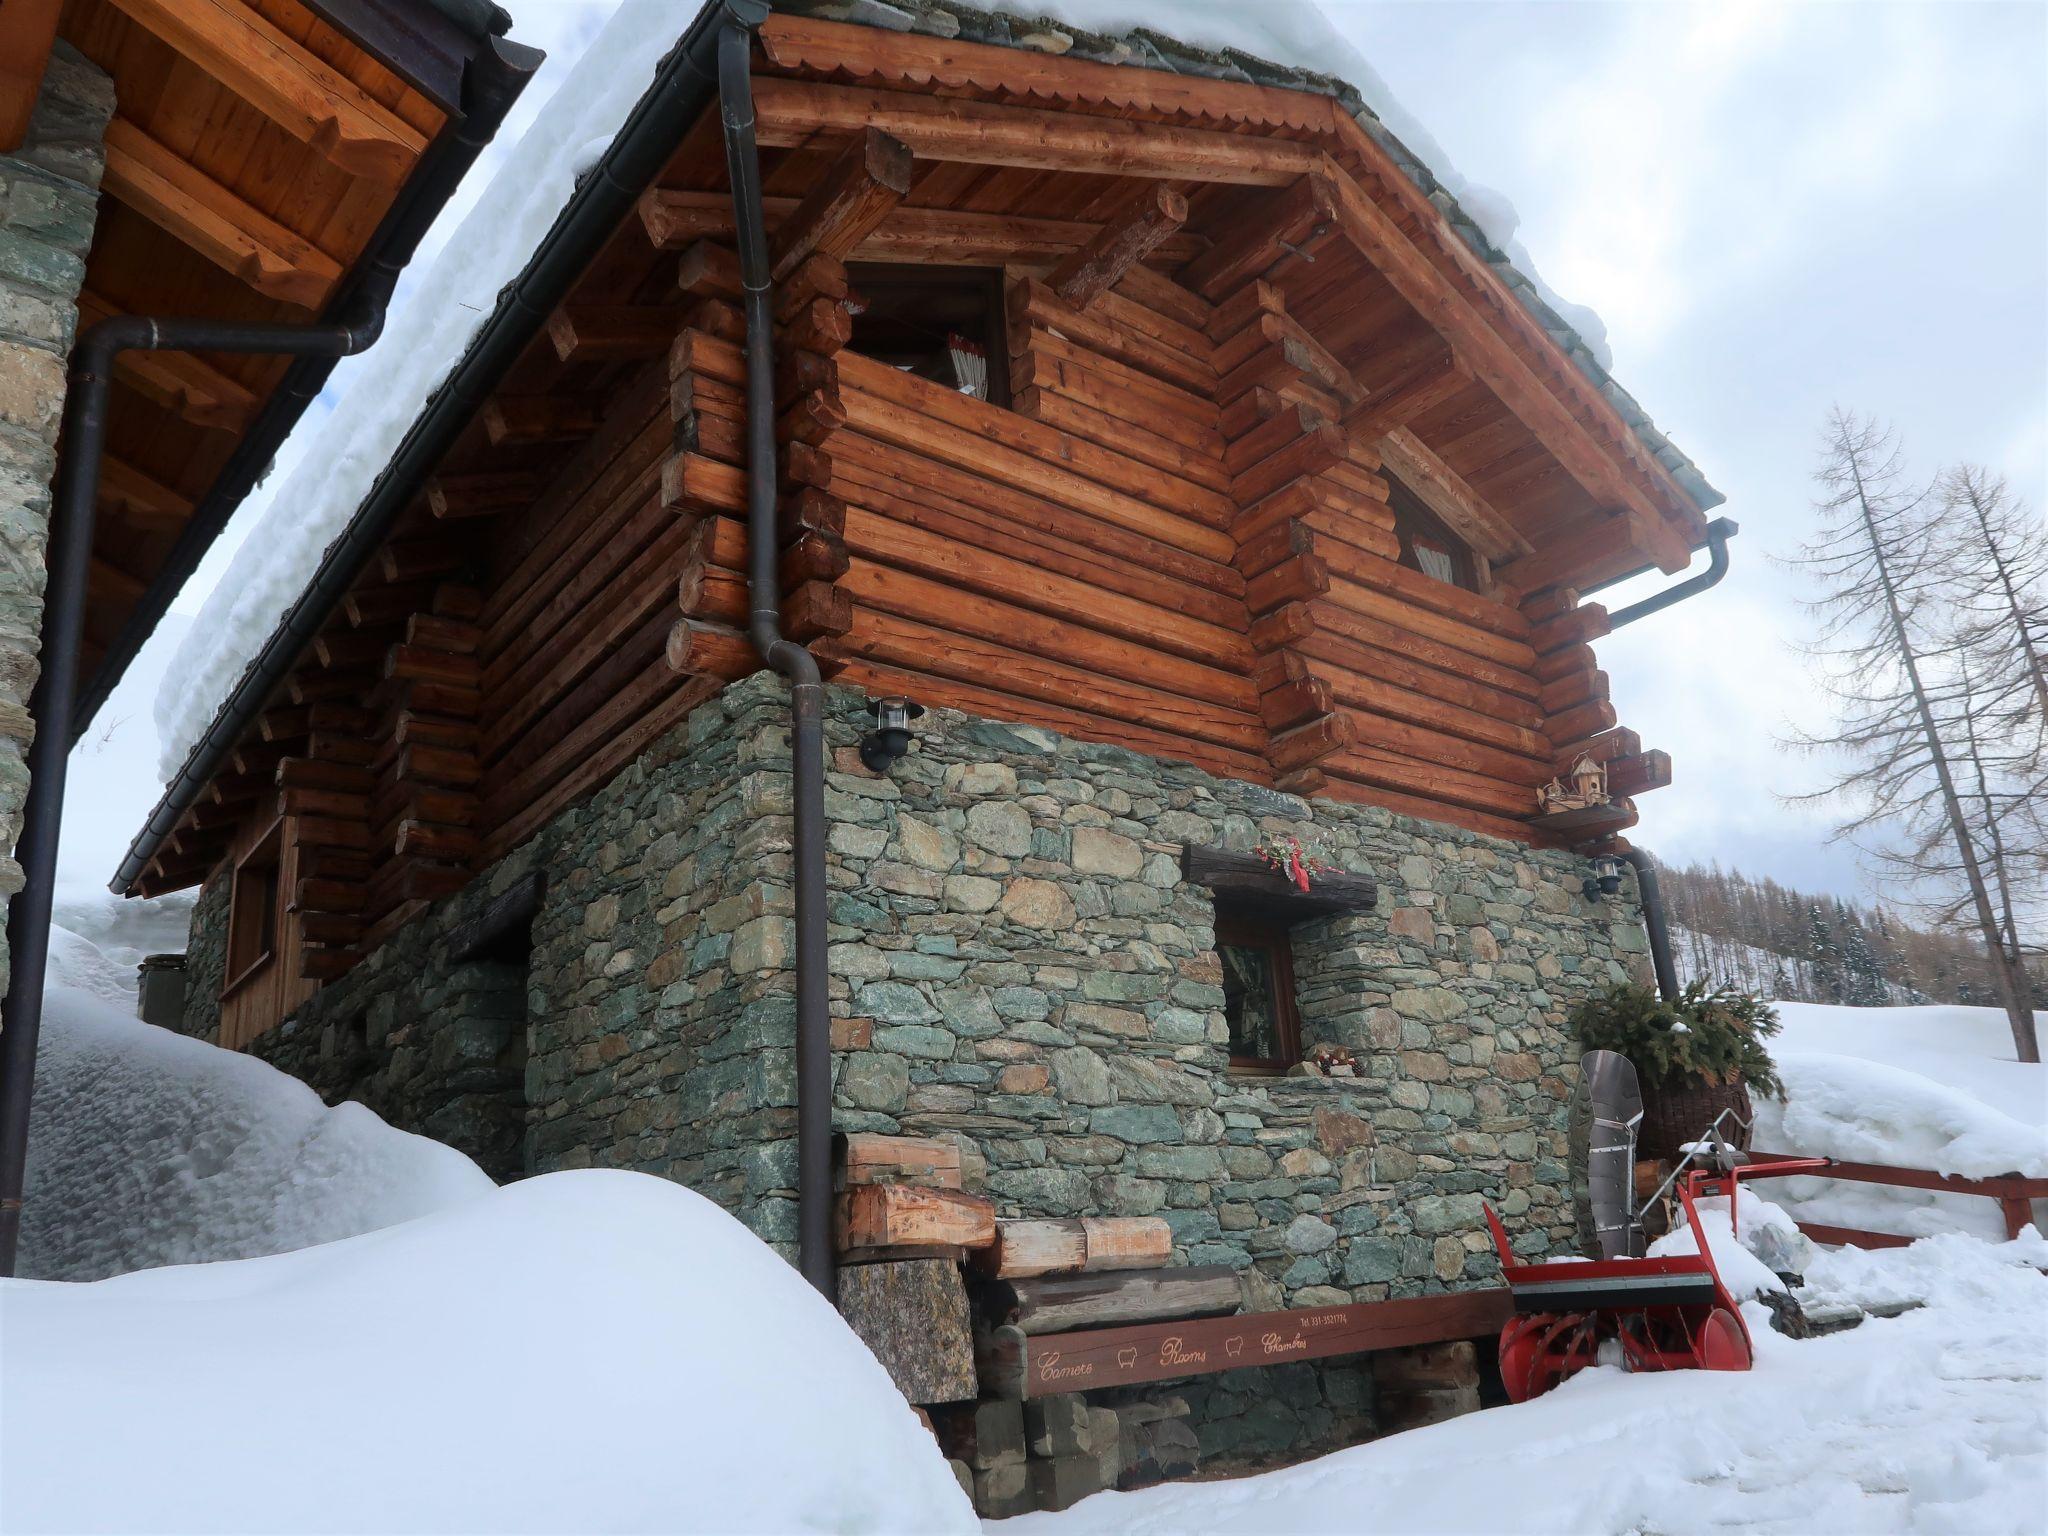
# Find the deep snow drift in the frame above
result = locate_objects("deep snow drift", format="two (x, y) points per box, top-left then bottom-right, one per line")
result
(17, 987), (492, 1281)
(1010, 1228), (2048, 1535)
(1754, 1003), (2047, 1241)
(0, 1170), (977, 1534)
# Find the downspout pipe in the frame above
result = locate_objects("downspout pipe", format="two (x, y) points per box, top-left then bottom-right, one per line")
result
(1606, 517), (1738, 632)
(1619, 849), (1679, 1003)
(0, 40), (535, 1278)
(716, 5), (833, 1299)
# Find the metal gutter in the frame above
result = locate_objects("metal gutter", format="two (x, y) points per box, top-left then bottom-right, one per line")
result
(1606, 518), (1739, 632)
(113, 0), (742, 898)
(1619, 849), (1679, 1002)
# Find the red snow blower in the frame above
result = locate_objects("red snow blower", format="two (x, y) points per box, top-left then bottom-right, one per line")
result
(1483, 1051), (1829, 1402)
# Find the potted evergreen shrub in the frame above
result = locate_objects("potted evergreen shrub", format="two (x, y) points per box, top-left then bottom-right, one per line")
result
(1567, 981), (1784, 1165)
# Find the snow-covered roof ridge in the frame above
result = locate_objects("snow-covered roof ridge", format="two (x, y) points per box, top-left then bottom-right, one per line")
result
(807, 0), (1721, 511)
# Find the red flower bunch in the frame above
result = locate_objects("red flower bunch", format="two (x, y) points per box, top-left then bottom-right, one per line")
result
(1255, 834), (1335, 893)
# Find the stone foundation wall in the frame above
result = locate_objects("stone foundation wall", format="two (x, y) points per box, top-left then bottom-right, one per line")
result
(177, 674), (1648, 1464)
(806, 679), (1647, 1300)
(0, 45), (112, 985)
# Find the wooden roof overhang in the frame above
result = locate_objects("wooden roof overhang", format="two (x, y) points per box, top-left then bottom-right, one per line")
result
(121, 9), (1712, 899)
(14, 0), (532, 738)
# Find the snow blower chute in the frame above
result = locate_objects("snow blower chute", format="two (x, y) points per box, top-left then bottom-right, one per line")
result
(1482, 1050), (1828, 1402)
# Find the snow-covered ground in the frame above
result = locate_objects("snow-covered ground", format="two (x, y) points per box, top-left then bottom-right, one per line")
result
(1011, 1229), (2048, 1535)
(3, 988), (972, 1533)
(1755, 1003), (2047, 1241)
(1, 1169), (975, 1534)
(7, 980), (2040, 1531)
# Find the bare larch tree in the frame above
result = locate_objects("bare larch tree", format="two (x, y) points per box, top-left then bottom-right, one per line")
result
(1784, 411), (2039, 1061)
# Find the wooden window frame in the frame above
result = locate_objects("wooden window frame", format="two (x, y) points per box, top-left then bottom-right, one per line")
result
(1215, 906), (1304, 1073)
(221, 818), (283, 999)
(845, 261), (1011, 408)
(1387, 471), (1479, 592)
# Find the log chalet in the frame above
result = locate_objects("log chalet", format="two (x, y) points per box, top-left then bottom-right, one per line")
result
(112, 0), (1734, 1504)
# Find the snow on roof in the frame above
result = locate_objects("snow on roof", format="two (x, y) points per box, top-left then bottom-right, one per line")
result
(145, 0), (1720, 822)
(149, 0), (689, 785)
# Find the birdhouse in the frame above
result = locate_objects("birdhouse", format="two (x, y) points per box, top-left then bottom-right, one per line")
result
(1537, 754), (1611, 814)
(1571, 754), (1609, 804)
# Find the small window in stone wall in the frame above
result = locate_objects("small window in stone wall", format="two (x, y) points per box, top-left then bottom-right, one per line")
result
(1216, 907), (1302, 1071)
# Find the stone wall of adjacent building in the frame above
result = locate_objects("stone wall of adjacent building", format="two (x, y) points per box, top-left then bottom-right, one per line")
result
(0, 45), (112, 989)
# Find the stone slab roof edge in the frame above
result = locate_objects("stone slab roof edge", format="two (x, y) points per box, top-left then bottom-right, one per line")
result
(784, 0), (1722, 513)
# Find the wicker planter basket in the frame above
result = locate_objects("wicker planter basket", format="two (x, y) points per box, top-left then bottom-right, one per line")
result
(1636, 1071), (1754, 1167)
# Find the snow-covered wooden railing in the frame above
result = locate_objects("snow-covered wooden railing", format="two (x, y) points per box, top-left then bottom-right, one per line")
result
(1749, 1149), (2047, 1248)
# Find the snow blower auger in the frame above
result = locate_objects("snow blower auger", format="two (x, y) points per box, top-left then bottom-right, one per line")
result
(1482, 1051), (1829, 1403)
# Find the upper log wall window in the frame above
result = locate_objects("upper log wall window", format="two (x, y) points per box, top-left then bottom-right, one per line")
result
(1388, 472), (1478, 592)
(1216, 907), (1303, 1071)
(224, 821), (283, 995)
(847, 263), (1008, 407)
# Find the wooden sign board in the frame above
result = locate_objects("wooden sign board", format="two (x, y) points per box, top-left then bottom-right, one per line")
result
(979, 1288), (1513, 1398)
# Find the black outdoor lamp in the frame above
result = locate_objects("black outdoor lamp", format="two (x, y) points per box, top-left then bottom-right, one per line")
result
(1583, 854), (1624, 901)
(859, 696), (925, 772)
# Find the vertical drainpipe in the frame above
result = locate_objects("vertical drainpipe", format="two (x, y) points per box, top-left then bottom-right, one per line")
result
(716, 4), (834, 1299)
(1619, 848), (1679, 1002)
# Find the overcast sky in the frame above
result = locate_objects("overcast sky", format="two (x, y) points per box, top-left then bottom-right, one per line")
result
(74, 0), (2047, 919)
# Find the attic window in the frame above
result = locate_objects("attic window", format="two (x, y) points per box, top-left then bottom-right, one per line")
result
(223, 822), (282, 994)
(847, 263), (1008, 406)
(1388, 472), (1477, 591)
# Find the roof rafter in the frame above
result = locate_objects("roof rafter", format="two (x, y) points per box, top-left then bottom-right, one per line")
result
(102, 0), (428, 187)
(103, 117), (343, 309)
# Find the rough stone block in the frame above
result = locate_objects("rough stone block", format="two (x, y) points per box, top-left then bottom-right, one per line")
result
(1024, 1393), (1089, 1458)
(1082, 1405), (1119, 1458)
(971, 1460), (1033, 1519)
(935, 1398), (1025, 1470)
(1029, 1452), (1105, 1513)
(1119, 1417), (1200, 1488)
(836, 1258), (978, 1406)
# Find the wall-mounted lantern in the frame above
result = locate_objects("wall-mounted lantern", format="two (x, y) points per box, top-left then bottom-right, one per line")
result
(859, 696), (925, 773)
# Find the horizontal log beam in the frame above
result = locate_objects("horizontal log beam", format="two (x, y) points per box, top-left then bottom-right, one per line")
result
(771, 126), (913, 280)
(640, 190), (1207, 267)
(750, 77), (1321, 185)
(1049, 182), (1187, 308)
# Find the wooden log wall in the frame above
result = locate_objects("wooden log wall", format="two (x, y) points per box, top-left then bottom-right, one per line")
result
(651, 214), (1664, 848)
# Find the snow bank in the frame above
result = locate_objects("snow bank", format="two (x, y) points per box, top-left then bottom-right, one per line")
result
(17, 987), (492, 1281)
(1005, 1232), (2047, 1534)
(0, 1170), (977, 1534)
(1752, 1002), (2047, 1242)
(153, 0), (691, 781)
